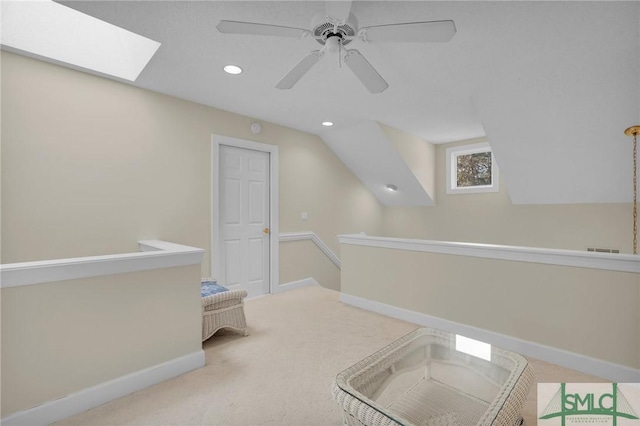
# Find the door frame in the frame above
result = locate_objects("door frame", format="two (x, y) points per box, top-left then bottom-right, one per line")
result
(211, 134), (279, 295)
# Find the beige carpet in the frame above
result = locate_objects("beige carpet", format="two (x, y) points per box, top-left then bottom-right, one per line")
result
(56, 285), (604, 426)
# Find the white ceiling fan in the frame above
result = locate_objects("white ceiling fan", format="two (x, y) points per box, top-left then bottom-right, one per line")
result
(216, 1), (456, 94)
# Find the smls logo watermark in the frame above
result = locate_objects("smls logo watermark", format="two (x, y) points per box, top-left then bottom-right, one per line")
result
(538, 383), (640, 425)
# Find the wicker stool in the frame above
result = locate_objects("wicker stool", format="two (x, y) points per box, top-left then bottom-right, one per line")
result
(201, 278), (249, 341)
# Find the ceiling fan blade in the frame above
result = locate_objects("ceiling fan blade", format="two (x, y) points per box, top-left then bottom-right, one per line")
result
(360, 20), (456, 43)
(217, 20), (309, 38)
(276, 50), (323, 90)
(325, 1), (353, 23)
(343, 49), (388, 94)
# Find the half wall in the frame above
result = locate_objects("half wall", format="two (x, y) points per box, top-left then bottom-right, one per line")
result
(339, 234), (640, 381)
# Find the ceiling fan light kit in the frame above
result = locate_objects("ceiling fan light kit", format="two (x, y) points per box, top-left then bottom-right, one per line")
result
(216, 1), (456, 94)
(324, 35), (342, 54)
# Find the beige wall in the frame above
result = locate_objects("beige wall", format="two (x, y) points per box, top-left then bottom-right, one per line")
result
(278, 130), (383, 257)
(341, 243), (640, 370)
(279, 239), (340, 291)
(0, 52), (383, 285)
(382, 138), (635, 253)
(1, 264), (202, 416)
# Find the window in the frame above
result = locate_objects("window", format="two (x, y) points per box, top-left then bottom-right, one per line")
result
(446, 142), (499, 194)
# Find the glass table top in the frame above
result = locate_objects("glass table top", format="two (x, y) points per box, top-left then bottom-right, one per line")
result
(334, 327), (532, 426)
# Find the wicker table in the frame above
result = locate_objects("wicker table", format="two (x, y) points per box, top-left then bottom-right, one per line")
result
(332, 328), (534, 426)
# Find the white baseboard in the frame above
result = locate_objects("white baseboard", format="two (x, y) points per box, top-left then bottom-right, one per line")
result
(276, 277), (319, 293)
(340, 293), (640, 383)
(1, 350), (205, 426)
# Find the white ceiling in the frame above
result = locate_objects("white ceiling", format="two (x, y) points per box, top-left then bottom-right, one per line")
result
(41, 1), (640, 204)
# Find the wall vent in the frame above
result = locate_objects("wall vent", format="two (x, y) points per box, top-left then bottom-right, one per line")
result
(587, 247), (620, 254)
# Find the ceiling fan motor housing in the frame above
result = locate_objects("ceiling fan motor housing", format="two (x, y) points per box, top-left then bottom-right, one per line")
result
(311, 13), (358, 46)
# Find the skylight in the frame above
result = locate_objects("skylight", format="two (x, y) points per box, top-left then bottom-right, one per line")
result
(0, 0), (161, 81)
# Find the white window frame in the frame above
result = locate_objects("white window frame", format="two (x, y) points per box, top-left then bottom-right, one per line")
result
(446, 142), (499, 194)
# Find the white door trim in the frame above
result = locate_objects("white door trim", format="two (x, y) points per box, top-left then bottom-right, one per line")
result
(211, 135), (279, 295)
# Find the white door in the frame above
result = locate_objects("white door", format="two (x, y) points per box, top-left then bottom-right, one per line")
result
(219, 145), (270, 298)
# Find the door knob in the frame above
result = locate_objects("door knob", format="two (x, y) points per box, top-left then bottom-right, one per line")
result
(263, 228), (270, 234)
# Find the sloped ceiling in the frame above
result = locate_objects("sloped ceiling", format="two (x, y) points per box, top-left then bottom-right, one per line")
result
(11, 1), (640, 205)
(321, 121), (435, 206)
(471, 2), (640, 205)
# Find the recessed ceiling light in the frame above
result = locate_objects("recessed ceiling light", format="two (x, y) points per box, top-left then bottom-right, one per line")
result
(1, 0), (160, 81)
(385, 184), (398, 192)
(223, 65), (243, 75)
(321, 121), (334, 127)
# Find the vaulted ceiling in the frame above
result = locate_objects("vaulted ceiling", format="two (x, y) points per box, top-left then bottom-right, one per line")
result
(33, 2), (640, 204)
